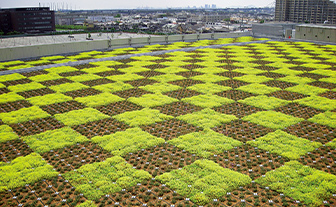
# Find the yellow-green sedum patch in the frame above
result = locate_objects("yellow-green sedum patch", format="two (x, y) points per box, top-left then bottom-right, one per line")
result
(177, 108), (237, 129)
(239, 95), (289, 110)
(285, 84), (329, 96)
(140, 83), (181, 93)
(0, 92), (24, 104)
(129, 94), (178, 108)
(256, 161), (336, 206)
(93, 82), (133, 93)
(295, 96), (336, 111)
(309, 111), (336, 128)
(156, 159), (251, 205)
(8, 82), (45, 92)
(55, 108), (109, 126)
(247, 130), (322, 160)
(169, 129), (242, 158)
(0, 106), (50, 124)
(243, 111), (303, 129)
(0, 153), (58, 192)
(92, 128), (165, 156)
(182, 94), (234, 108)
(237, 83), (281, 95)
(114, 108), (173, 126)
(23, 127), (88, 153)
(27, 93), (73, 106)
(75, 93), (124, 107)
(0, 125), (19, 143)
(49, 82), (89, 93)
(64, 156), (151, 201)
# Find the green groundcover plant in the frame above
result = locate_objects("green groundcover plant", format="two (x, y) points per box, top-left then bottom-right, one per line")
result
(154, 66), (188, 74)
(247, 130), (322, 160)
(285, 84), (328, 96)
(29, 73), (62, 82)
(278, 76), (315, 84)
(140, 83), (181, 93)
(234, 75), (273, 84)
(64, 156), (152, 201)
(243, 111), (304, 129)
(193, 67), (227, 74)
(237, 83), (281, 95)
(92, 127), (165, 156)
(129, 94), (178, 108)
(119, 66), (150, 74)
(156, 159), (251, 205)
(310, 69), (336, 77)
(45, 66), (78, 74)
(67, 74), (102, 82)
(27, 93), (73, 106)
(8, 82), (45, 93)
(0, 92), (24, 104)
(232, 67), (264, 75)
(75, 92), (124, 107)
(320, 77), (336, 84)
(191, 74), (229, 83)
(93, 82), (133, 93)
(0, 73), (25, 82)
(0, 153), (58, 192)
(82, 66), (113, 74)
(106, 73), (144, 82)
(114, 108), (173, 126)
(182, 94), (234, 108)
(239, 95), (289, 110)
(77, 200), (97, 207)
(295, 96), (336, 111)
(256, 161), (336, 206)
(0, 125), (19, 143)
(49, 82), (89, 93)
(55, 108), (109, 126)
(326, 139), (336, 148)
(177, 108), (237, 129)
(0, 106), (50, 124)
(150, 74), (185, 83)
(309, 111), (336, 128)
(272, 68), (303, 76)
(187, 83), (231, 94)
(169, 129), (242, 158)
(23, 127), (88, 153)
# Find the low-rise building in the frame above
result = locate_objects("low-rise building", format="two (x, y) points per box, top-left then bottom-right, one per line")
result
(0, 7), (55, 34)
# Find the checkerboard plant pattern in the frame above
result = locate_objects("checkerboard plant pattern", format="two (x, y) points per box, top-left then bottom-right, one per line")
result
(0, 37), (336, 207)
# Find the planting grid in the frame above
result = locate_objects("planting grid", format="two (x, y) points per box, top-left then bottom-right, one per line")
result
(0, 38), (336, 207)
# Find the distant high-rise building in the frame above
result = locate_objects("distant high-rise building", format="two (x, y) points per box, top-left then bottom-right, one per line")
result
(212, 4), (217, 9)
(275, 0), (336, 24)
(205, 4), (210, 8)
(0, 7), (55, 34)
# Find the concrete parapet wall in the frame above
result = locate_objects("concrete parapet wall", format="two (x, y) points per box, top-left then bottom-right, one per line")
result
(0, 32), (251, 62)
(295, 25), (336, 43)
(252, 23), (297, 38)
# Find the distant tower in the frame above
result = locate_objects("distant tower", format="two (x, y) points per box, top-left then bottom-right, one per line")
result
(275, 0), (336, 24)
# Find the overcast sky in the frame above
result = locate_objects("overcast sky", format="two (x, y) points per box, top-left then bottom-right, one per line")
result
(0, 0), (274, 10)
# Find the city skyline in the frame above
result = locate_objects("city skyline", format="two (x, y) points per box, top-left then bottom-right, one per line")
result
(0, 0), (274, 10)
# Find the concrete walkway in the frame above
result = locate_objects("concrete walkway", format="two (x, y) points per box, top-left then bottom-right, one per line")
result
(0, 32), (152, 48)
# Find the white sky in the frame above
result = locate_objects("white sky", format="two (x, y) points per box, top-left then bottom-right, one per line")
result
(0, 0), (274, 10)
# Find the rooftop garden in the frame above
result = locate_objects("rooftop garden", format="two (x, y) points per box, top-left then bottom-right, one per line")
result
(0, 37), (336, 207)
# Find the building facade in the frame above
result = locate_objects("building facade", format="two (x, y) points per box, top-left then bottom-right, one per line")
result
(204, 15), (229, 23)
(275, 0), (336, 24)
(0, 7), (55, 34)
